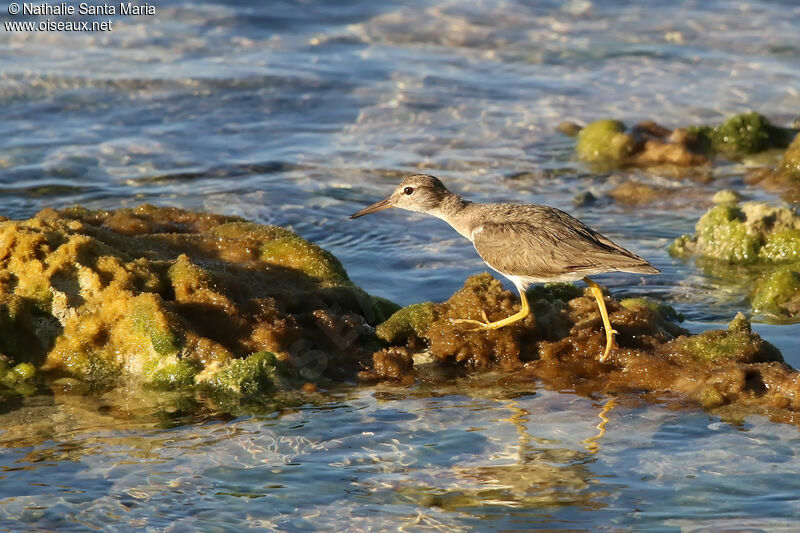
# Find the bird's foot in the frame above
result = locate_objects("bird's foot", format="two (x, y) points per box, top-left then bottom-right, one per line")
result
(450, 309), (494, 330)
(451, 308), (529, 331)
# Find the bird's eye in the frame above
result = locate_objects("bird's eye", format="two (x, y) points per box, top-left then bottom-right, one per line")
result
(403, 187), (414, 195)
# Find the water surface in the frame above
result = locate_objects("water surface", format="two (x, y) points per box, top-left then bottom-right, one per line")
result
(1, 0), (800, 530)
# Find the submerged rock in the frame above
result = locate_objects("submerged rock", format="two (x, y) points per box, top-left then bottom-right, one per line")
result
(0, 205), (397, 397)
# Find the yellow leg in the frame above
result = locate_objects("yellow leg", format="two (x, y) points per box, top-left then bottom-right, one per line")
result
(452, 287), (530, 331)
(583, 277), (618, 362)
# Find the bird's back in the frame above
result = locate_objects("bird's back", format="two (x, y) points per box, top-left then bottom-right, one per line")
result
(462, 203), (659, 283)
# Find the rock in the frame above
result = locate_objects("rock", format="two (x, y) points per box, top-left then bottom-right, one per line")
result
(575, 119), (636, 164)
(620, 297), (684, 322)
(669, 202), (800, 263)
(607, 180), (669, 205)
(572, 191), (597, 207)
(556, 121), (583, 137)
(670, 200), (800, 320)
(0, 205), (396, 395)
(672, 313), (782, 364)
(571, 112), (795, 170)
(751, 267), (800, 319)
(777, 132), (800, 182)
(364, 274), (800, 426)
(712, 189), (743, 204)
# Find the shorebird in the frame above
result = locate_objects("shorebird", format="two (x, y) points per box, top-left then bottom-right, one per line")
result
(350, 174), (659, 361)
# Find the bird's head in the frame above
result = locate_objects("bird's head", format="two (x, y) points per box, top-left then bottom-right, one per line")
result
(349, 174), (451, 219)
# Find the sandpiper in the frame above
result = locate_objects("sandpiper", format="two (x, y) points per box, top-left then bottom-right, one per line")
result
(350, 174), (659, 361)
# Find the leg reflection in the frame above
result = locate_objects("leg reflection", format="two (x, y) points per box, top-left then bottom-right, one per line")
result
(584, 398), (616, 454)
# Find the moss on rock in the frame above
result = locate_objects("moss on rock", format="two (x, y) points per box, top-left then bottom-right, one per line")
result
(671, 200), (800, 320)
(670, 202), (800, 264)
(777, 133), (800, 182)
(673, 313), (782, 363)
(375, 302), (438, 344)
(199, 351), (285, 395)
(570, 112), (794, 170)
(620, 297), (683, 322)
(751, 267), (800, 319)
(0, 205), (392, 394)
(576, 119), (636, 164)
(708, 112), (787, 156)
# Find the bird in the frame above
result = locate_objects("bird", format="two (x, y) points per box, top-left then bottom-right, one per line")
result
(349, 174), (659, 362)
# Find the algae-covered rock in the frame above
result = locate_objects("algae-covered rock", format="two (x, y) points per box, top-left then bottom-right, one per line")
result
(751, 267), (800, 319)
(576, 120), (636, 164)
(707, 112), (787, 156)
(0, 205), (393, 395)
(620, 297), (684, 322)
(198, 351), (286, 395)
(569, 112), (794, 170)
(375, 302), (438, 344)
(364, 274), (800, 426)
(670, 202), (800, 263)
(673, 313), (782, 364)
(671, 200), (800, 320)
(777, 133), (800, 182)
(712, 189), (743, 204)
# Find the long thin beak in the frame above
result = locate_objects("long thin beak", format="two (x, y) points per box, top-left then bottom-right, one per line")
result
(349, 197), (392, 219)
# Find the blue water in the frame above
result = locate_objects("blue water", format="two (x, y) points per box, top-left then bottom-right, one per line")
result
(1, 0), (800, 530)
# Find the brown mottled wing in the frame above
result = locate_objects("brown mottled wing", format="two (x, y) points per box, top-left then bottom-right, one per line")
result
(471, 206), (657, 279)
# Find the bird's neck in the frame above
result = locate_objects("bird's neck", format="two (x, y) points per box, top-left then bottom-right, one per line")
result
(430, 193), (473, 238)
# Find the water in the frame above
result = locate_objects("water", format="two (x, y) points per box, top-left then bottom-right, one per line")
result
(1, 0), (800, 530)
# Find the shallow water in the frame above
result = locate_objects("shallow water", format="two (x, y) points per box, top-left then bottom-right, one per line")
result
(1, 0), (800, 530)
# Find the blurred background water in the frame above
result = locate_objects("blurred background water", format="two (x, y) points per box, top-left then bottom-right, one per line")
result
(1, 0), (800, 530)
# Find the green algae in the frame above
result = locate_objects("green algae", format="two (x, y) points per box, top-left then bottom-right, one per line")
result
(0, 205), (390, 394)
(671, 199), (800, 320)
(686, 204), (761, 263)
(528, 282), (583, 302)
(777, 133), (800, 182)
(130, 294), (182, 358)
(575, 119), (636, 164)
(751, 267), (800, 319)
(686, 112), (790, 157)
(670, 202), (800, 264)
(200, 351), (285, 395)
(760, 230), (800, 262)
(570, 112), (795, 171)
(709, 112), (784, 155)
(712, 189), (743, 204)
(375, 302), (437, 344)
(620, 297), (684, 322)
(673, 313), (783, 364)
(261, 235), (349, 286)
(143, 357), (200, 389)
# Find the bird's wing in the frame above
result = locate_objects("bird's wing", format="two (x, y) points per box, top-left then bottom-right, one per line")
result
(471, 208), (653, 278)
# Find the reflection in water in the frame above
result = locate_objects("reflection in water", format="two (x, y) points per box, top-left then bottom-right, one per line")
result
(0, 0), (799, 529)
(584, 398), (617, 454)
(1, 385), (800, 530)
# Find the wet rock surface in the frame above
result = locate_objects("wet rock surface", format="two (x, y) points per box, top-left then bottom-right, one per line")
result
(570, 112), (796, 171)
(670, 200), (800, 320)
(0, 205), (396, 399)
(1, 205), (798, 428)
(366, 273), (800, 426)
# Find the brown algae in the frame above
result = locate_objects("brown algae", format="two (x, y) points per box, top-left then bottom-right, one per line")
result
(0, 205), (396, 395)
(368, 273), (800, 425)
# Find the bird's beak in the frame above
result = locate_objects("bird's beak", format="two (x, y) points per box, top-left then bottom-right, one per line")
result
(349, 197), (392, 219)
